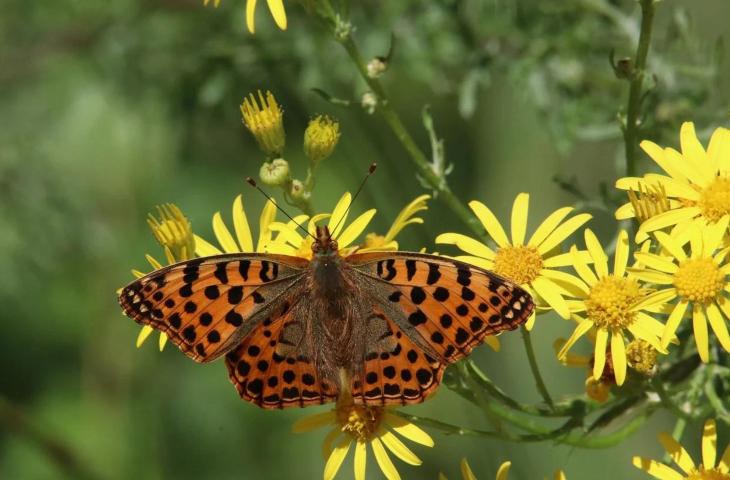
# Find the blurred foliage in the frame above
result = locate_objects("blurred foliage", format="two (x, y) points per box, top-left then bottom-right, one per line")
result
(0, 0), (728, 479)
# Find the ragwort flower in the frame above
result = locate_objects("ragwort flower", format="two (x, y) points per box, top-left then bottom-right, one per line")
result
(439, 458), (567, 480)
(204, 0), (287, 34)
(634, 419), (730, 479)
(630, 217), (730, 362)
(558, 230), (669, 385)
(293, 397), (433, 480)
(436, 193), (591, 329)
(616, 122), (730, 241)
(361, 194), (430, 251)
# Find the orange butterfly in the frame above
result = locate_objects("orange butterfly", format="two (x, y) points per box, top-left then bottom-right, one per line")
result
(119, 198), (534, 410)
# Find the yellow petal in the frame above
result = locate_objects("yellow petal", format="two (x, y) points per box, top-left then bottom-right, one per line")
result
(633, 288), (678, 311)
(632, 456), (685, 480)
(495, 461), (511, 480)
(257, 199), (278, 252)
(158, 332), (167, 351)
(469, 200), (510, 247)
(454, 255), (494, 270)
(707, 302), (730, 351)
(554, 471), (567, 480)
(639, 140), (689, 181)
(321, 428), (340, 460)
(329, 193), (352, 239)
(644, 173), (702, 200)
(484, 336), (500, 352)
(614, 230), (630, 277)
(379, 429), (421, 465)
(528, 206), (575, 247)
(659, 431), (697, 474)
(136, 325), (154, 348)
(538, 269), (589, 296)
(636, 207), (701, 240)
(291, 411), (335, 433)
(628, 321), (664, 352)
(232, 195), (254, 252)
(611, 330), (627, 385)
(265, 0), (287, 30)
(324, 436), (351, 480)
(634, 252), (679, 274)
(694, 306), (710, 362)
(570, 245), (598, 286)
(537, 214), (592, 255)
(435, 233), (495, 259)
(627, 268), (674, 285)
(383, 413), (434, 447)
(525, 310), (537, 330)
(615, 201), (636, 220)
(336, 209), (376, 248)
(558, 320), (594, 359)
(245, 0), (257, 34)
(354, 441), (367, 480)
(654, 231), (688, 262)
(710, 127), (730, 173)
(593, 329), (608, 380)
(702, 419), (718, 469)
(719, 442), (730, 473)
(584, 229), (608, 277)
(371, 437), (401, 480)
(213, 212), (240, 253)
(680, 122), (713, 185)
(510, 193), (529, 245)
(531, 276), (570, 319)
(543, 250), (592, 268)
(194, 234), (224, 256)
(663, 300), (689, 347)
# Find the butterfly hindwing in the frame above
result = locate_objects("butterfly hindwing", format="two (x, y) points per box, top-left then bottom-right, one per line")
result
(350, 308), (444, 406)
(119, 253), (308, 363)
(225, 304), (338, 409)
(349, 252), (534, 364)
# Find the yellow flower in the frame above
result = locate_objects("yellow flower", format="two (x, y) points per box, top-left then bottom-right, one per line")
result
(616, 122), (730, 241)
(558, 229), (670, 385)
(240, 90), (285, 157)
(361, 194), (430, 251)
(304, 115), (341, 164)
(633, 419), (730, 479)
(194, 194), (288, 255)
(135, 203), (196, 350)
(630, 217), (730, 362)
(266, 192), (376, 259)
(439, 459), (567, 480)
(293, 398), (433, 480)
(435, 193), (592, 329)
(204, 0), (287, 34)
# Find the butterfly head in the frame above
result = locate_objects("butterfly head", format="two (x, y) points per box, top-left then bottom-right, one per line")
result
(312, 226), (339, 257)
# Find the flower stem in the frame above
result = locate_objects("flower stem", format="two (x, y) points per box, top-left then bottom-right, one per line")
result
(622, 0), (657, 177)
(337, 35), (485, 239)
(520, 327), (554, 409)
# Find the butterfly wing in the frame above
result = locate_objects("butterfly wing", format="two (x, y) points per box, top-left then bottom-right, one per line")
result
(119, 253), (308, 363)
(224, 300), (339, 409)
(347, 252), (534, 404)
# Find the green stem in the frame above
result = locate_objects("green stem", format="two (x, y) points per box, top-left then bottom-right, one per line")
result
(622, 0), (657, 177)
(338, 35), (484, 239)
(520, 327), (554, 409)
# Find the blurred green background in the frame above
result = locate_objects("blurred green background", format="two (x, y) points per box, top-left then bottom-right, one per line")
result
(1, 0), (729, 478)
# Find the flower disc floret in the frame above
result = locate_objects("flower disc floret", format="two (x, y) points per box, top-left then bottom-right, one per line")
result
(687, 468), (730, 480)
(673, 258), (725, 304)
(700, 177), (730, 222)
(585, 276), (641, 330)
(492, 245), (543, 285)
(336, 404), (383, 442)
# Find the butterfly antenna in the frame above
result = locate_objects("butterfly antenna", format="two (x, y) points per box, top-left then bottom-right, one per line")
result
(245, 177), (317, 241)
(331, 163), (377, 238)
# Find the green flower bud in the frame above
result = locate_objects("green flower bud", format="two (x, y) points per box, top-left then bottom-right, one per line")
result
(290, 179), (310, 202)
(259, 158), (290, 186)
(367, 57), (387, 78)
(304, 115), (340, 164)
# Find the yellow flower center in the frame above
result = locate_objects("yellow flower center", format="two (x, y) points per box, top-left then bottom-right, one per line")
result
(700, 177), (730, 222)
(688, 468), (730, 480)
(492, 245), (543, 285)
(585, 276), (642, 330)
(674, 258), (725, 304)
(335, 403), (383, 442)
(363, 232), (386, 249)
(626, 339), (657, 375)
(296, 237), (314, 260)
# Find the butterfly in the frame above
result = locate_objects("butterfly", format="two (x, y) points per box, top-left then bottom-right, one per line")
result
(119, 224), (534, 409)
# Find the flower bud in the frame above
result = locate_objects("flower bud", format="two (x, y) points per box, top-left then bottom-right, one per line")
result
(367, 57), (387, 78)
(147, 203), (195, 261)
(259, 158), (290, 186)
(290, 179), (310, 202)
(240, 90), (285, 157)
(304, 115), (340, 164)
(361, 92), (378, 114)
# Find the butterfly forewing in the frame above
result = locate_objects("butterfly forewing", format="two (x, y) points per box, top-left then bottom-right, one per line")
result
(349, 252), (534, 365)
(119, 254), (308, 363)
